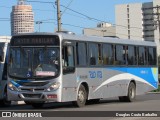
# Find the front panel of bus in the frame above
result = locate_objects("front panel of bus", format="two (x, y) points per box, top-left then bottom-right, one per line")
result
(7, 35), (62, 102)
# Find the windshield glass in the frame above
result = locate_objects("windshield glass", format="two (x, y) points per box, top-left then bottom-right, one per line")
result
(9, 47), (60, 79)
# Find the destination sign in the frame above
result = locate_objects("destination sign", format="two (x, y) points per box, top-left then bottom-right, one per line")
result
(11, 35), (60, 46)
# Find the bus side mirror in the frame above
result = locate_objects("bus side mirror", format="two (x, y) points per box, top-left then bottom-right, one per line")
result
(0, 51), (4, 62)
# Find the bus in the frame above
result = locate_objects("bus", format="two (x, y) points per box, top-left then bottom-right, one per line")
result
(0, 37), (11, 106)
(7, 33), (158, 108)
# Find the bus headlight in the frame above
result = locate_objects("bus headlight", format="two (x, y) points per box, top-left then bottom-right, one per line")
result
(8, 82), (19, 91)
(46, 82), (60, 91)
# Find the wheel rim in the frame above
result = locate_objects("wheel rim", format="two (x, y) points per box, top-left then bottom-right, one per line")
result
(129, 87), (135, 99)
(78, 90), (85, 103)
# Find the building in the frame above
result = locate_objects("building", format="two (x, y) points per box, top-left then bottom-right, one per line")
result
(0, 36), (11, 43)
(115, 0), (160, 55)
(11, 0), (34, 35)
(83, 22), (116, 37)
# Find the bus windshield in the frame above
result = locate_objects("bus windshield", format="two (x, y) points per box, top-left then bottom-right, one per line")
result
(8, 47), (60, 79)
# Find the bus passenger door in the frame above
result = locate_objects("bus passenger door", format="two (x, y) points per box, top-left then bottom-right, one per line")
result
(62, 44), (77, 102)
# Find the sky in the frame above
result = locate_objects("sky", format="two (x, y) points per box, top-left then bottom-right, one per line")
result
(0, 0), (153, 36)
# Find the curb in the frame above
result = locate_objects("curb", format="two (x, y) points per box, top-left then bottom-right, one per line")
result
(147, 92), (160, 94)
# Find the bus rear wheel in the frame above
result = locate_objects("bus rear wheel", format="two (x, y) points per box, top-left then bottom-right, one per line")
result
(126, 82), (136, 102)
(72, 85), (87, 107)
(119, 82), (136, 102)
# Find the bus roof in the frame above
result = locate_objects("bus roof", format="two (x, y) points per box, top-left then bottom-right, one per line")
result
(12, 32), (156, 47)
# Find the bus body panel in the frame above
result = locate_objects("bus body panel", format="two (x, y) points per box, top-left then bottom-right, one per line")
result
(7, 33), (158, 103)
(8, 76), (63, 102)
(0, 40), (10, 101)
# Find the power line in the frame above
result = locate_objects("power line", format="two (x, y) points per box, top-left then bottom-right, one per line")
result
(0, 1), (152, 39)
(25, 1), (144, 30)
(0, 17), (151, 39)
(61, 4), (143, 30)
(61, 0), (74, 15)
(62, 23), (144, 39)
(27, 0), (54, 4)
(0, 5), (54, 12)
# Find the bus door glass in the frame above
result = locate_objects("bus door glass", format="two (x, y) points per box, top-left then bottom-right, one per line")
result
(62, 43), (75, 74)
(0, 43), (4, 62)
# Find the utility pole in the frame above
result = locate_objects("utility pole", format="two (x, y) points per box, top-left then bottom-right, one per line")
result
(56, 0), (62, 32)
(36, 21), (42, 32)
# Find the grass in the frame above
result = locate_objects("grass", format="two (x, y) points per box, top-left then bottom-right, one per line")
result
(152, 85), (160, 92)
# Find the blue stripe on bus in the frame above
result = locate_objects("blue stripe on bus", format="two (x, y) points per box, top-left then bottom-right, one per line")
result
(11, 80), (20, 87)
(107, 67), (158, 88)
(11, 80), (32, 87)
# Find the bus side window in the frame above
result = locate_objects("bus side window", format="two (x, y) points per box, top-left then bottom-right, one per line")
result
(115, 45), (126, 65)
(62, 46), (75, 74)
(148, 47), (157, 65)
(127, 46), (137, 65)
(138, 47), (145, 65)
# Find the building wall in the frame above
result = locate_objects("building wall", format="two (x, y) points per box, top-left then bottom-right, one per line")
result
(116, 3), (143, 40)
(115, 4), (128, 39)
(153, 0), (160, 55)
(129, 4), (143, 40)
(83, 26), (116, 37)
(11, 4), (34, 35)
(116, 0), (160, 55)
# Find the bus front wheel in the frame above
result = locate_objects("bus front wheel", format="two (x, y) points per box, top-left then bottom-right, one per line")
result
(0, 88), (11, 107)
(72, 85), (87, 107)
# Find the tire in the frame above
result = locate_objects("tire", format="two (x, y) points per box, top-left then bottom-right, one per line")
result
(126, 82), (136, 102)
(31, 102), (44, 108)
(119, 82), (136, 102)
(72, 85), (87, 107)
(0, 89), (11, 107)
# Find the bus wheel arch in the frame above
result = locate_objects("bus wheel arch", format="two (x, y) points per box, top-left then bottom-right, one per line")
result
(0, 85), (11, 107)
(119, 80), (136, 102)
(73, 82), (89, 107)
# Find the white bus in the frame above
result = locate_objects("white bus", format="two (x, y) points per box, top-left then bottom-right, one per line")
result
(7, 33), (158, 108)
(0, 37), (11, 106)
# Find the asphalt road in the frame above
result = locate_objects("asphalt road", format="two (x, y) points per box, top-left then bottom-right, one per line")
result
(0, 93), (160, 120)
(1, 93), (160, 111)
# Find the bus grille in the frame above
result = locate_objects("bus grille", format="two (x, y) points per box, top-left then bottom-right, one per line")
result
(18, 81), (49, 86)
(20, 88), (45, 92)
(22, 93), (42, 99)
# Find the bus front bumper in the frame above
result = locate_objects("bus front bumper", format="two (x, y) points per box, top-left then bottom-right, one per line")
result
(8, 89), (59, 102)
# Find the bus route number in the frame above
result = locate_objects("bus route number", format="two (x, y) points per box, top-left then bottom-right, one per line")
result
(89, 71), (102, 79)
